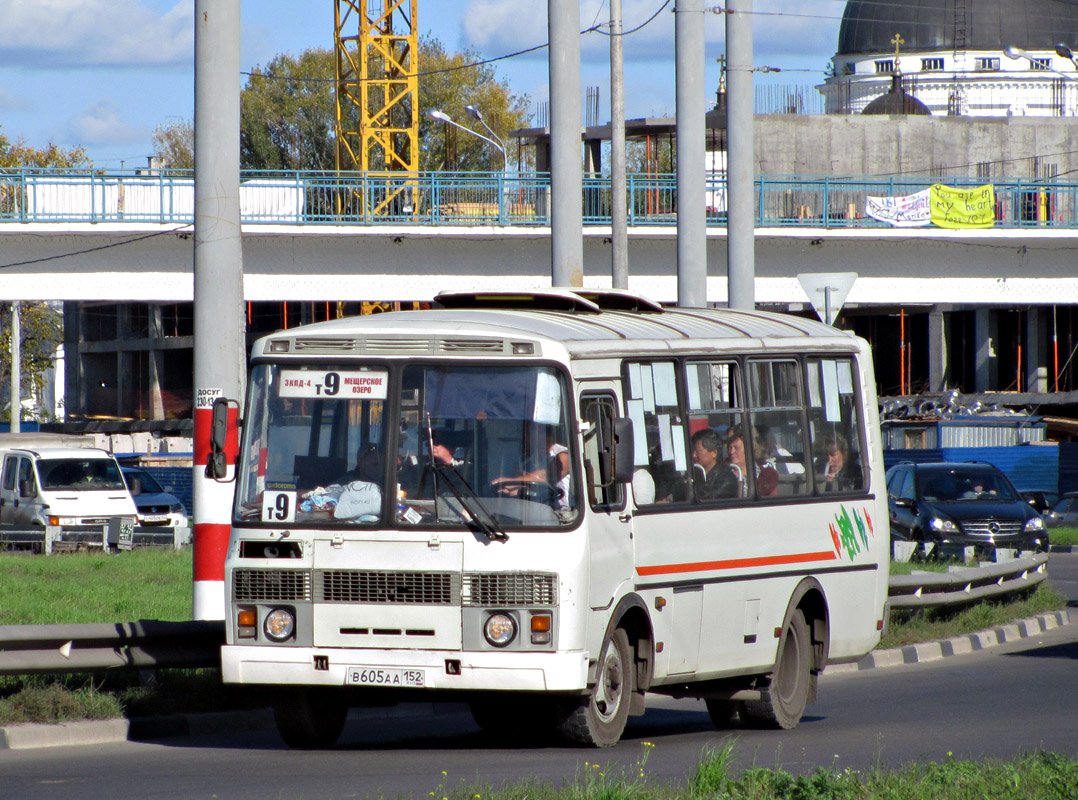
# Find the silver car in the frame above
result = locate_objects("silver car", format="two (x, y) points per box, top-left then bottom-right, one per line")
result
(121, 466), (190, 533)
(1043, 492), (1078, 528)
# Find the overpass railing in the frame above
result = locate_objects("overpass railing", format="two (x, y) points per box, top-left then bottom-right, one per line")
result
(3, 168), (1076, 229)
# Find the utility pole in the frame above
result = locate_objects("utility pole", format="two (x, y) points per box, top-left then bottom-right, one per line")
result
(192, 0), (246, 620)
(610, 0), (628, 290)
(549, 0), (583, 287)
(726, 0), (755, 310)
(675, 0), (707, 308)
(9, 302), (19, 433)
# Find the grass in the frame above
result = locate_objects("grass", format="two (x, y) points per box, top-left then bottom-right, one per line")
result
(1050, 526), (1078, 547)
(0, 549), (193, 625)
(0, 549), (1070, 726)
(420, 741), (1078, 800)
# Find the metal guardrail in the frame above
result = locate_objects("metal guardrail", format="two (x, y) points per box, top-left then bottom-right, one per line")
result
(0, 524), (189, 553)
(2, 168), (1076, 229)
(888, 553), (1049, 610)
(0, 620), (223, 675)
(0, 555), (1051, 677)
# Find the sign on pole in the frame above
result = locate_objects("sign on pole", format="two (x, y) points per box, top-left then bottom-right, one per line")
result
(797, 272), (857, 326)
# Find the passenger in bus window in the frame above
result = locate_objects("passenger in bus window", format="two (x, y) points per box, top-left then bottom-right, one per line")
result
(691, 428), (738, 500)
(726, 425), (779, 498)
(817, 432), (859, 491)
(413, 428), (467, 499)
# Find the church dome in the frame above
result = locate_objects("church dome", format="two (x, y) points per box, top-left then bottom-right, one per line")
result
(862, 74), (932, 115)
(838, 0), (1078, 57)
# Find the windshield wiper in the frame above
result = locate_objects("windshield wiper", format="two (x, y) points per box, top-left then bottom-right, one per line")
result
(431, 462), (508, 543)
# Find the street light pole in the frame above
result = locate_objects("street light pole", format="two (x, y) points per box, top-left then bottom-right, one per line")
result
(465, 105), (510, 173)
(429, 110), (507, 171)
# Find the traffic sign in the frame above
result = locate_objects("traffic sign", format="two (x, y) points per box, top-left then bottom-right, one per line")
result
(797, 272), (857, 326)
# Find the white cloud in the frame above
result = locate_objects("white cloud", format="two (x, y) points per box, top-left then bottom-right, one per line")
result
(67, 100), (142, 146)
(0, 0), (193, 69)
(459, 0), (839, 71)
(0, 86), (31, 112)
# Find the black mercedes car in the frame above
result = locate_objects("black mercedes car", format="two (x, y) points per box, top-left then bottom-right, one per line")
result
(885, 462), (1049, 557)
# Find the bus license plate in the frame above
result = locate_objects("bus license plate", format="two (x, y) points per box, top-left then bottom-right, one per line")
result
(345, 667), (425, 687)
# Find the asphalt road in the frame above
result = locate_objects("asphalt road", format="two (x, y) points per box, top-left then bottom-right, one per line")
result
(2, 554), (1076, 800)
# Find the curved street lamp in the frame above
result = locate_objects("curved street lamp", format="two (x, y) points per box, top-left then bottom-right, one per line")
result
(428, 109), (508, 172)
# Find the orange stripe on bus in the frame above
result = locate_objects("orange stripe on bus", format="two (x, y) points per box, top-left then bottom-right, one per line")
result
(636, 550), (838, 577)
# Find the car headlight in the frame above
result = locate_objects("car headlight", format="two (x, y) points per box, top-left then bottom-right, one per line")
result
(264, 607), (296, 641)
(928, 517), (958, 533)
(483, 613), (516, 647)
(170, 503), (184, 513)
(1024, 516), (1045, 532)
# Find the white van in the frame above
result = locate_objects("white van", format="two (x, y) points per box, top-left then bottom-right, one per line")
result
(0, 445), (138, 527)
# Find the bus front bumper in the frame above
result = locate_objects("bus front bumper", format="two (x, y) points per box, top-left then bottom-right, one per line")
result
(221, 644), (589, 692)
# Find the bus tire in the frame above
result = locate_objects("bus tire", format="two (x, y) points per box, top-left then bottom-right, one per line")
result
(740, 609), (811, 730)
(705, 699), (738, 729)
(557, 627), (632, 747)
(273, 689), (348, 749)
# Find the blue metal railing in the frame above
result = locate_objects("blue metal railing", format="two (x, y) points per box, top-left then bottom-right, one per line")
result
(1, 168), (1075, 229)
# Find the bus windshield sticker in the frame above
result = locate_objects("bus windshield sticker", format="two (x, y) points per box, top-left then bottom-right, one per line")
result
(686, 364), (704, 409)
(837, 360), (854, 395)
(671, 423), (688, 472)
(641, 364), (656, 413)
(807, 362), (822, 408)
(279, 370), (388, 400)
(533, 371), (562, 425)
(821, 360), (841, 422)
(658, 414), (674, 462)
(653, 362), (678, 406)
(628, 362), (643, 399)
(627, 399), (648, 465)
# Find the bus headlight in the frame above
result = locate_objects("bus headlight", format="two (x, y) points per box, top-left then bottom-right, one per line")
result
(264, 607), (296, 642)
(484, 613), (516, 647)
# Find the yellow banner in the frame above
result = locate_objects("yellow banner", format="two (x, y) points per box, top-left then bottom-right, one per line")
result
(930, 184), (995, 229)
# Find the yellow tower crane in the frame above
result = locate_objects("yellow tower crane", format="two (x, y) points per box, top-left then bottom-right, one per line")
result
(334, 0), (419, 219)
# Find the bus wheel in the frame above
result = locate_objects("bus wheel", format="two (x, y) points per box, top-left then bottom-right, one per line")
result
(557, 628), (632, 747)
(705, 699), (738, 728)
(273, 689), (348, 749)
(741, 609), (811, 730)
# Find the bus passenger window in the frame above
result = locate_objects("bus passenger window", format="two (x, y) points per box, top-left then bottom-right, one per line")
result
(624, 361), (687, 504)
(685, 361), (748, 502)
(748, 360), (810, 497)
(806, 358), (865, 494)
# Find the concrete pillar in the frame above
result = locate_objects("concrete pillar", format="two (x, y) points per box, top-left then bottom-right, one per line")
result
(149, 305), (165, 420)
(1025, 307), (1048, 394)
(974, 308), (997, 392)
(928, 305), (948, 392)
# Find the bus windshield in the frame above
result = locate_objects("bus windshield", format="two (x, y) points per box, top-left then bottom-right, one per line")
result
(235, 362), (579, 529)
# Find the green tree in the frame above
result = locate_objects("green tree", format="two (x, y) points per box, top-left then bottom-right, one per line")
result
(0, 129), (89, 169)
(234, 37), (530, 172)
(241, 48), (337, 171)
(418, 36), (530, 172)
(0, 302), (64, 422)
(151, 119), (195, 170)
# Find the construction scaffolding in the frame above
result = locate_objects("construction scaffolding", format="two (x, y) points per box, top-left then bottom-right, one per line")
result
(334, 0), (419, 218)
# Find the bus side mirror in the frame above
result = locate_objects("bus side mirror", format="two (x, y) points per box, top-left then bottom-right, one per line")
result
(612, 418), (635, 484)
(207, 397), (239, 480)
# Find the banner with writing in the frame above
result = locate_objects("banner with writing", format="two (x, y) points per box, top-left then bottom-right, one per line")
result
(865, 189), (931, 227)
(930, 184), (995, 229)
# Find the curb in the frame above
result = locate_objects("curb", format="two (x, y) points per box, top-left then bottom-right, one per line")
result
(825, 608), (1072, 674)
(0, 702), (467, 752)
(2, 610), (1072, 750)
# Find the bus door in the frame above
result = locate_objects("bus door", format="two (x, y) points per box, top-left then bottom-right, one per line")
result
(579, 391), (634, 610)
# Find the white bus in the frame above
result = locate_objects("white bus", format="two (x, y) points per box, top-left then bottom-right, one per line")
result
(217, 290), (889, 748)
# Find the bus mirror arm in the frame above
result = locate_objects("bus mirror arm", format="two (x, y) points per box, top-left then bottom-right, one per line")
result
(612, 418), (635, 484)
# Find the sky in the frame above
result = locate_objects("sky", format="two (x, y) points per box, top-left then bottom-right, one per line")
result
(0, 0), (847, 169)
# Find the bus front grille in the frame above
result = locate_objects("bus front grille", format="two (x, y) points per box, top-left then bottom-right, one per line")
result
(462, 572), (558, 607)
(316, 570), (460, 605)
(233, 569), (312, 602)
